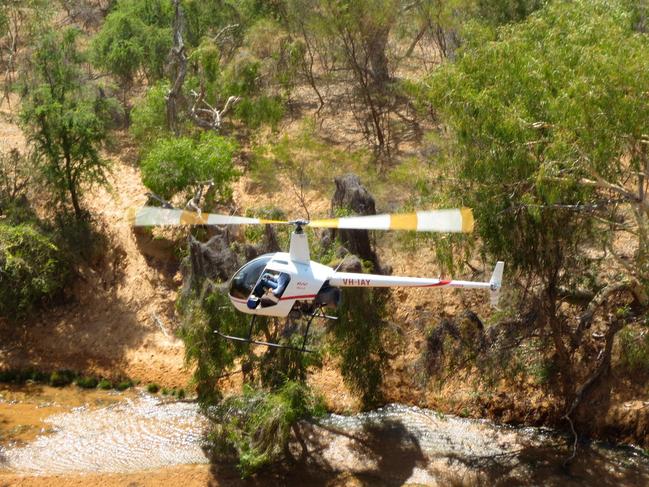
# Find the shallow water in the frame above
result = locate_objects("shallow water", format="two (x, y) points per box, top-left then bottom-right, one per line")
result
(0, 385), (648, 485)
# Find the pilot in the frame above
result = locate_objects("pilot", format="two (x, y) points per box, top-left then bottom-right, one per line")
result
(247, 273), (279, 309)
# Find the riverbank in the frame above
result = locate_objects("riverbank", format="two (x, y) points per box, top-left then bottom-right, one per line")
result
(1, 385), (648, 486)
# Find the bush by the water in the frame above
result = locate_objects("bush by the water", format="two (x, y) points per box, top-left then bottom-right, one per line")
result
(49, 370), (76, 387)
(208, 381), (325, 477)
(75, 376), (99, 389)
(0, 223), (68, 319)
(115, 379), (134, 391)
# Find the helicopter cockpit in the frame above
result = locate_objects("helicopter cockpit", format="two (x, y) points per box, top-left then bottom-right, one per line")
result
(229, 254), (291, 309)
(229, 255), (273, 300)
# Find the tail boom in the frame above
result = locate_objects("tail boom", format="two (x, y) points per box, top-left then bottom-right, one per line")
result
(329, 273), (491, 290)
(329, 261), (504, 307)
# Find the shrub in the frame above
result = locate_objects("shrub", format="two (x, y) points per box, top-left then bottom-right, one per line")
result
(130, 82), (170, 149)
(234, 95), (285, 130)
(115, 379), (133, 391)
(328, 287), (389, 408)
(75, 376), (99, 389)
(0, 223), (69, 319)
(140, 132), (238, 201)
(50, 370), (76, 387)
(147, 383), (160, 394)
(97, 379), (112, 390)
(208, 381), (325, 477)
(618, 328), (649, 374)
(177, 388), (185, 399)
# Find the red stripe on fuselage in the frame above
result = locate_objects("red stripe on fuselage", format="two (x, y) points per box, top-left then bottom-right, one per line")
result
(423, 280), (451, 287)
(280, 294), (317, 301)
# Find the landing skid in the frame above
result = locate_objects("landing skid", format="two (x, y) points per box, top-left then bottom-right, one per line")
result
(214, 306), (336, 353)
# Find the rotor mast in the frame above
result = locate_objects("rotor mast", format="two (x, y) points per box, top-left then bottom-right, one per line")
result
(288, 220), (310, 264)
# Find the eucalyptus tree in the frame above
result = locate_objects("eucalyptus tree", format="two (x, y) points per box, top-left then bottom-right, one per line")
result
(428, 0), (649, 418)
(21, 28), (117, 221)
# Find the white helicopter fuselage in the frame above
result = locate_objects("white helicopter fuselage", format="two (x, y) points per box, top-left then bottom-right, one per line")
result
(228, 229), (504, 317)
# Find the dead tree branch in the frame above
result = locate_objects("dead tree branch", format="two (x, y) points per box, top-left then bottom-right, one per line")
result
(188, 87), (239, 130)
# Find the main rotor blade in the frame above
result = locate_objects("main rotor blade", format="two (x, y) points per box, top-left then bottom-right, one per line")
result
(307, 208), (474, 233)
(129, 206), (287, 227)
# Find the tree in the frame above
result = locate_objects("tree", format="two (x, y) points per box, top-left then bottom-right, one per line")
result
(428, 0), (649, 424)
(20, 28), (117, 221)
(140, 132), (238, 202)
(0, 222), (68, 319)
(90, 0), (172, 85)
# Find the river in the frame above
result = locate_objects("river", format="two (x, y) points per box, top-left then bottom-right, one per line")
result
(0, 384), (647, 485)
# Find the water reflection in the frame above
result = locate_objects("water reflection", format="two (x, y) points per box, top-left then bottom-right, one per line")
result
(1, 390), (208, 474)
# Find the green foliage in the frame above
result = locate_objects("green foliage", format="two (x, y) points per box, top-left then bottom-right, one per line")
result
(130, 81), (171, 148)
(97, 379), (113, 390)
(207, 381), (325, 477)
(0, 368), (48, 384)
(474, 0), (545, 25)
(183, 0), (243, 47)
(0, 222), (68, 319)
(427, 0), (649, 285)
(328, 287), (388, 408)
(75, 376), (99, 389)
(618, 328), (649, 374)
(115, 379), (134, 391)
(140, 132), (238, 201)
(147, 382), (160, 393)
(177, 288), (252, 405)
(49, 369), (76, 387)
(234, 95), (285, 130)
(21, 27), (118, 221)
(90, 0), (172, 84)
(0, 148), (30, 206)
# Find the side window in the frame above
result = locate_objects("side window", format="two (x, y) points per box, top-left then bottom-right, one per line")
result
(249, 270), (291, 308)
(229, 256), (272, 299)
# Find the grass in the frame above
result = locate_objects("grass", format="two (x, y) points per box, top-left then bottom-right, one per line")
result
(98, 379), (112, 390)
(147, 383), (160, 394)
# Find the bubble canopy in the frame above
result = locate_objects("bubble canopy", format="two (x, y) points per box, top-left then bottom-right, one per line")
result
(228, 254), (273, 300)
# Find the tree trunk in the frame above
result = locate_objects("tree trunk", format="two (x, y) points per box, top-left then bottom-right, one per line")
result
(366, 26), (390, 86)
(64, 153), (82, 221)
(166, 0), (187, 136)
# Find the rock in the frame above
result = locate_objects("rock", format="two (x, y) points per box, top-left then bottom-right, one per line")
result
(187, 232), (240, 286)
(329, 174), (381, 270)
(338, 255), (363, 273)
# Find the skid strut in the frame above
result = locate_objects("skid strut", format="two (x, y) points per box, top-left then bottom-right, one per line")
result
(213, 309), (333, 353)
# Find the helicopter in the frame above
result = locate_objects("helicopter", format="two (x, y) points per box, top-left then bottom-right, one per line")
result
(131, 205), (504, 352)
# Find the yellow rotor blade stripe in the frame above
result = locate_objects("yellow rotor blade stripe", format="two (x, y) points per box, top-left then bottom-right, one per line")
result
(390, 213), (418, 230)
(258, 219), (290, 225)
(307, 218), (339, 228)
(460, 207), (474, 233)
(180, 210), (209, 225)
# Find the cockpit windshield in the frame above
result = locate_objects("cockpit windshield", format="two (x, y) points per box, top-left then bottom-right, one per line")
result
(229, 255), (273, 299)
